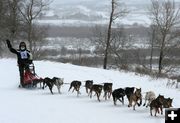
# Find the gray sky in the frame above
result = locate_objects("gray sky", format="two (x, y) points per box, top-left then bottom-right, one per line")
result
(51, 0), (180, 5)
(50, 0), (180, 8)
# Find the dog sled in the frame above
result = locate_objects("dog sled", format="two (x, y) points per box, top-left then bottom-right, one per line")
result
(23, 63), (43, 88)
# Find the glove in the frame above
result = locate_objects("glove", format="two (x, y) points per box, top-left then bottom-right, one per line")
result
(6, 39), (12, 48)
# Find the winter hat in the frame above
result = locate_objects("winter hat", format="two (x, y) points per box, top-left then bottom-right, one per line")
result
(19, 42), (27, 50)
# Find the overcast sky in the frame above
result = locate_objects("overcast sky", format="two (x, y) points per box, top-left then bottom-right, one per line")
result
(51, 0), (180, 5)
(50, 0), (180, 8)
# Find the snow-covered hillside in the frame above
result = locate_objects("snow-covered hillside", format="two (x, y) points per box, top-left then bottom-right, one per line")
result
(0, 59), (180, 123)
(39, 0), (152, 26)
(38, 0), (180, 26)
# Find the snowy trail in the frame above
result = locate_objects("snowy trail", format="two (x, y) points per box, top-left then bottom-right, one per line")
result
(0, 59), (179, 123)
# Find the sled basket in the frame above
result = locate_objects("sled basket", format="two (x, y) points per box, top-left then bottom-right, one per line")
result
(23, 63), (43, 87)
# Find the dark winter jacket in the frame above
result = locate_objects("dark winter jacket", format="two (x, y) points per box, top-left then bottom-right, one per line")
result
(6, 40), (32, 66)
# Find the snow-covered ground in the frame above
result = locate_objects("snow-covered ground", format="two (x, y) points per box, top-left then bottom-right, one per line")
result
(0, 59), (180, 123)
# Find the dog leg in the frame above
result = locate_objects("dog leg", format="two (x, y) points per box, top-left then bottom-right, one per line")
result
(118, 98), (122, 103)
(150, 108), (152, 116)
(155, 108), (158, 116)
(143, 99), (147, 106)
(128, 98), (132, 107)
(72, 88), (75, 93)
(86, 87), (88, 93)
(90, 91), (92, 98)
(49, 87), (53, 94)
(93, 93), (96, 97)
(118, 98), (124, 105)
(57, 85), (61, 94)
(160, 106), (163, 115)
(68, 85), (72, 92)
(138, 98), (142, 106)
(108, 92), (112, 99)
(59, 85), (62, 94)
(114, 98), (117, 105)
(88, 91), (91, 96)
(42, 82), (45, 89)
(97, 92), (100, 102)
(77, 88), (80, 97)
(133, 101), (137, 110)
(122, 97), (124, 105)
(127, 95), (131, 102)
(99, 91), (102, 98)
(146, 100), (151, 108)
(104, 92), (107, 100)
(40, 81), (42, 89)
(78, 90), (81, 95)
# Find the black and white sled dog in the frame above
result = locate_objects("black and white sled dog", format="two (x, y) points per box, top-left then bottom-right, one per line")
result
(143, 91), (156, 107)
(43, 77), (64, 94)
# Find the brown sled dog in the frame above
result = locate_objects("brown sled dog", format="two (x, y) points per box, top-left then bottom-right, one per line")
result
(128, 88), (142, 110)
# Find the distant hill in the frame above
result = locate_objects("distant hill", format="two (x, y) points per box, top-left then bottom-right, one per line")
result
(38, 0), (180, 26)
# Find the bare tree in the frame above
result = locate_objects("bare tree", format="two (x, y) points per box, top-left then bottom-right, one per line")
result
(148, 24), (158, 72)
(31, 24), (48, 59)
(0, 0), (7, 55)
(90, 25), (107, 57)
(103, 0), (128, 69)
(18, 0), (51, 56)
(0, 0), (17, 56)
(7, 0), (20, 42)
(149, 0), (180, 74)
(110, 26), (132, 69)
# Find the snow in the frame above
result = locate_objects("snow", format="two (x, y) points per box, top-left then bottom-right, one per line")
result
(0, 59), (180, 123)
